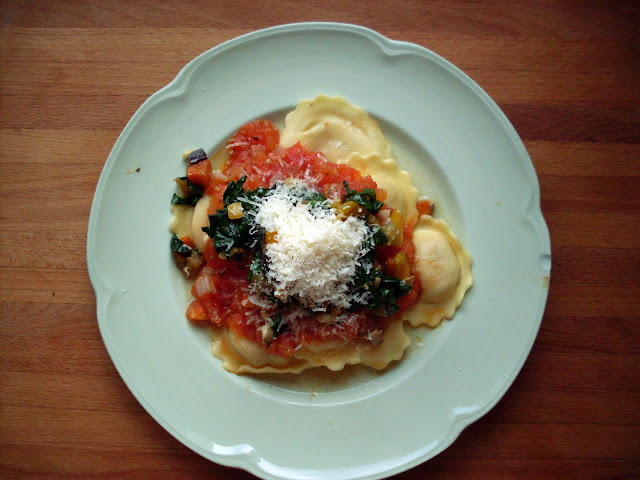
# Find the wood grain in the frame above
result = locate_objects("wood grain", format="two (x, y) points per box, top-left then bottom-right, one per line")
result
(1, 1), (639, 479)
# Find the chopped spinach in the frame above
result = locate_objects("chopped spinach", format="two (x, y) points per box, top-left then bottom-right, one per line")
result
(223, 176), (248, 205)
(301, 190), (327, 203)
(248, 250), (265, 283)
(204, 207), (253, 255)
(171, 177), (203, 206)
(177, 176), (204, 196)
(304, 190), (330, 211)
(343, 181), (383, 214)
(371, 226), (388, 247)
(365, 275), (412, 316)
(271, 313), (287, 337)
(350, 253), (411, 316)
(171, 193), (200, 207)
(202, 177), (269, 258)
(170, 234), (193, 255)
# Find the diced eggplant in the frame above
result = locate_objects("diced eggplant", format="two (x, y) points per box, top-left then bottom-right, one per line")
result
(187, 148), (208, 165)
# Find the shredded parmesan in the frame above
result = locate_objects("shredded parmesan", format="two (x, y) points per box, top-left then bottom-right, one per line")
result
(247, 293), (275, 309)
(252, 182), (371, 311)
(226, 141), (249, 149)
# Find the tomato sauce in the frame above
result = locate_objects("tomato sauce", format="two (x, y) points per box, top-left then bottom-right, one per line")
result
(191, 120), (421, 358)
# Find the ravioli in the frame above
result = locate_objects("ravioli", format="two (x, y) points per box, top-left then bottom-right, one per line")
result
(190, 195), (211, 252)
(280, 95), (392, 162)
(169, 95), (473, 375)
(169, 204), (194, 239)
(211, 317), (410, 374)
(404, 215), (473, 328)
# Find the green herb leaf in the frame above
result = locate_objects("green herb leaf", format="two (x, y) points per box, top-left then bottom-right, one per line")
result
(343, 182), (383, 213)
(171, 193), (200, 207)
(301, 190), (326, 202)
(170, 234), (193, 255)
(272, 313), (287, 337)
(365, 275), (412, 316)
(301, 190), (329, 210)
(172, 177), (203, 206)
(371, 226), (388, 247)
(248, 250), (265, 283)
(350, 253), (411, 316)
(223, 176), (247, 205)
(177, 176), (204, 197)
(203, 208), (254, 254)
(203, 179), (275, 258)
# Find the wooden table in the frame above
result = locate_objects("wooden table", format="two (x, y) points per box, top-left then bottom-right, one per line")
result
(1, 2), (638, 479)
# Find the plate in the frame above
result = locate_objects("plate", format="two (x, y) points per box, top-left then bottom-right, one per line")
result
(87, 23), (551, 480)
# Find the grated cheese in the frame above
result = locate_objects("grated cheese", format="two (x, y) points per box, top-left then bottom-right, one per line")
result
(253, 182), (371, 311)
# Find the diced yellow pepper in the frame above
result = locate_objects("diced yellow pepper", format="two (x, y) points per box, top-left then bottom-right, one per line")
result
(392, 251), (411, 280)
(227, 202), (244, 220)
(335, 200), (366, 219)
(265, 231), (278, 244)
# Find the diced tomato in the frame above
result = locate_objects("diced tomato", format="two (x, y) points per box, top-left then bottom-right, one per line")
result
(416, 198), (434, 216)
(397, 224), (421, 312)
(398, 276), (420, 311)
(231, 119), (280, 153)
(185, 300), (208, 322)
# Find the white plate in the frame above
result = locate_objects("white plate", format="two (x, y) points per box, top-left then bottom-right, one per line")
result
(88, 23), (550, 480)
